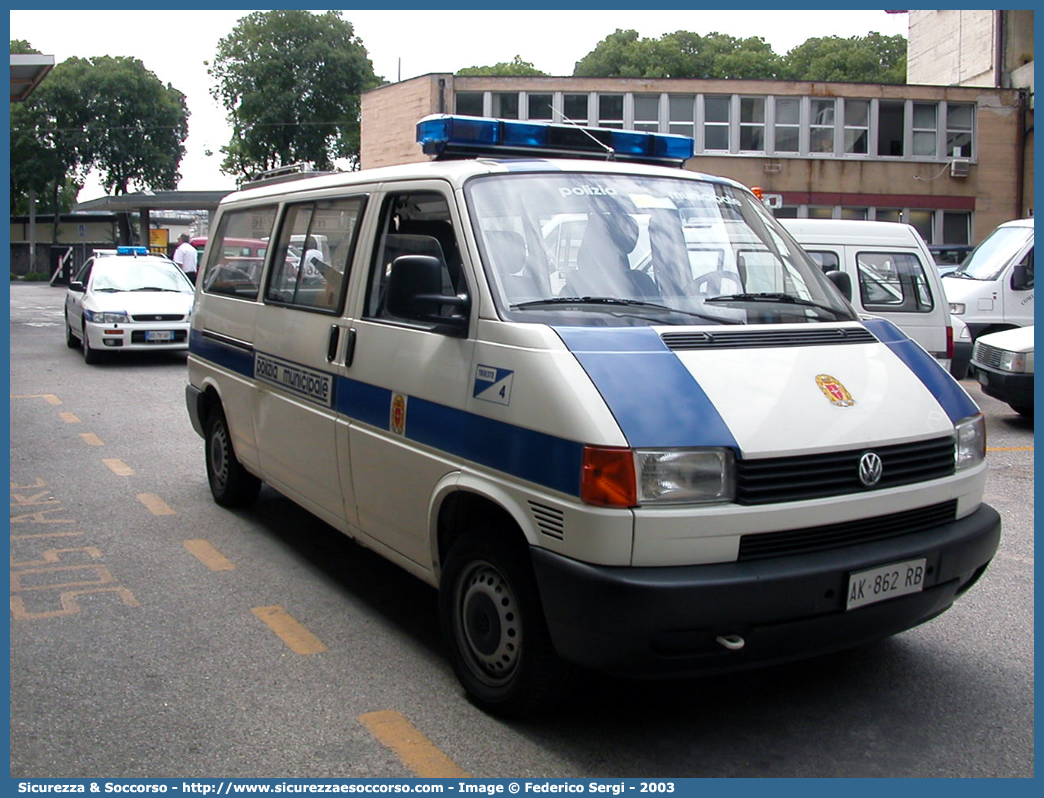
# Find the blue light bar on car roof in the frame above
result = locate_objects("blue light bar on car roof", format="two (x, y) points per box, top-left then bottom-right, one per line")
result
(416, 115), (695, 167)
(116, 246), (150, 255)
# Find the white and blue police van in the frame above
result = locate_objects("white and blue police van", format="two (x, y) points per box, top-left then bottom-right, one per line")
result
(186, 115), (1001, 716)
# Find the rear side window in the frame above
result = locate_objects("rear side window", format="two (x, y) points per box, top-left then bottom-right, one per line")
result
(202, 205), (278, 300)
(266, 196), (367, 313)
(856, 251), (933, 312)
(805, 250), (841, 273)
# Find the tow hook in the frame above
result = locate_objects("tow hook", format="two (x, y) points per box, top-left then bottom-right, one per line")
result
(716, 634), (745, 651)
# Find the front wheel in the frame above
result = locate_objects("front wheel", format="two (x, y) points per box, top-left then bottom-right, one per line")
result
(205, 406), (261, 507)
(81, 323), (101, 364)
(439, 528), (576, 717)
(65, 313), (79, 349)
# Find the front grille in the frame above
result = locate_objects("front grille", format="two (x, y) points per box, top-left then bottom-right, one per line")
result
(735, 436), (955, 505)
(738, 500), (958, 561)
(130, 330), (188, 344)
(973, 342), (1006, 369)
(131, 313), (186, 322)
(662, 327), (877, 351)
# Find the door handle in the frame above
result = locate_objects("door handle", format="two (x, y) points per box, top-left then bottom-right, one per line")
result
(345, 328), (357, 368)
(327, 325), (340, 362)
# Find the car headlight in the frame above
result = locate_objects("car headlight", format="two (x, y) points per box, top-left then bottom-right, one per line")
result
(996, 350), (1027, 373)
(85, 309), (130, 324)
(954, 414), (986, 470)
(949, 302), (966, 315)
(635, 448), (736, 504)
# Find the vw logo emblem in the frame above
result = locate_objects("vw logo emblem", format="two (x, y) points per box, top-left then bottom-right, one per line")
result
(858, 452), (883, 487)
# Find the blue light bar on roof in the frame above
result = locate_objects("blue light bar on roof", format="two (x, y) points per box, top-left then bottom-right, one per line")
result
(416, 115), (694, 167)
(116, 246), (150, 255)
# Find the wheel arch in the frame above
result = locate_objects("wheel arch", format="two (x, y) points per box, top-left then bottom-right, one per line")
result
(431, 475), (538, 580)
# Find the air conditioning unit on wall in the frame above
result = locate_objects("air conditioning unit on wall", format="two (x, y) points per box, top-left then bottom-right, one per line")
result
(950, 159), (971, 178)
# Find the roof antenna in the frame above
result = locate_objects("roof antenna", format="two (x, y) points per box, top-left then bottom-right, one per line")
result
(551, 104), (615, 161)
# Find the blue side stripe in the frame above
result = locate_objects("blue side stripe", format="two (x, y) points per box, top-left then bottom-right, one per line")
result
(191, 337), (583, 497)
(189, 329), (254, 376)
(552, 326), (739, 450)
(863, 318), (980, 422)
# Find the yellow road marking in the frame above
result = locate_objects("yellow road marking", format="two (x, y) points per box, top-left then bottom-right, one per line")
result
(358, 710), (471, 778)
(59, 412), (81, 424)
(183, 539), (235, 571)
(11, 394), (62, 405)
(137, 493), (175, 516)
(988, 446), (1034, 452)
(252, 605), (328, 655)
(80, 433), (104, 446)
(103, 459), (134, 476)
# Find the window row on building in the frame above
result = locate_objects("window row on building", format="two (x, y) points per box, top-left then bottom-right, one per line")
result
(775, 206), (972, 246)
(455, 90), (975, 162)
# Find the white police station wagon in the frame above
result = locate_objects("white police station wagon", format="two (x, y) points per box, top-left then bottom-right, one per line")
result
(186, 116), (1000, 716)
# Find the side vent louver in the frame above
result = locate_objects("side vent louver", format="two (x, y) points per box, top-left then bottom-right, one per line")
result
(529, 502), (565, 541)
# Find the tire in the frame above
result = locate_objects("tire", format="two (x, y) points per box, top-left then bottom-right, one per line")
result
(81, 323), (101, 364)
(439, 526), (577, 717)
(1011, 403), (1033, 418)
(205, 406), (261, 507)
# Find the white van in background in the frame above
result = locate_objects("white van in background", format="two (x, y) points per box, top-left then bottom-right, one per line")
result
(780, 219), (954, 368)
(943, 218), (1034, 341)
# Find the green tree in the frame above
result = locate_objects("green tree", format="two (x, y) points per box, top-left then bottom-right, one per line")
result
(82, 56), (190, 194)
(457, 55), (548, 76)
(781, 33), (907, 84)
(209, 10), (380, 179)
(10, 49), (92, 239)
(573, 29), (782, 79)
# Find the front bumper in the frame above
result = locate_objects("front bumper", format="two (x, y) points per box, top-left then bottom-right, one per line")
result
(85, 320), (189, 351)
(531, 503), (1000, 677)
(969, 364), (1033, 408)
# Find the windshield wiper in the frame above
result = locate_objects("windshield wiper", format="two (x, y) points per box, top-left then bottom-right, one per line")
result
(704, 292), (848, 319)
(511, 296), (739, 324)
(131, 286), (179, 292)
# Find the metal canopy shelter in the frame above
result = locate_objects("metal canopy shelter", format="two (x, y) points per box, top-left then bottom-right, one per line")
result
(74, 191), (233, 248)
(10, 53), (55, 102)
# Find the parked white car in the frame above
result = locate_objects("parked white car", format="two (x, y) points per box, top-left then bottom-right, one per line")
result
(64, 247), (195, 364)
(969, 325), (1034, 417)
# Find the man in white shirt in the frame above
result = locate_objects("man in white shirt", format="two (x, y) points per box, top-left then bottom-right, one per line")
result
(173, 233), (198, 283)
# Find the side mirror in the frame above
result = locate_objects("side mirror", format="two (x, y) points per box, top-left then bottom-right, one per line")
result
(385, 255), (469, 335)
(69, 281), (85, 293)
(1011, 262), (1034, 291)
(826, 269), (852, 301)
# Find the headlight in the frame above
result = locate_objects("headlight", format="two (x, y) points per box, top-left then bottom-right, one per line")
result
(954, 414), (986, 470)
(635, 448), (736, 504)
(997, 350), (1027, 373)
(85, 309), (130, 324)
(949, 302), (966, 315)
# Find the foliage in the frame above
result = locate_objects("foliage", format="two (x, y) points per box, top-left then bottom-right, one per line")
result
(10, 39), (39, 54)
(572, 29), (906, 84)
(209, 10), (380, 179)
(457, 55), (548, 76)
(780, 33), (907, 84)
(83, 56), (189, 194)
(10, 44), (189, 239)
(573, 29), (782, 79)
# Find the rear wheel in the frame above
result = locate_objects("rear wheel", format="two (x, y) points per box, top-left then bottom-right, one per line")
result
(440, 525), (576, 717)
(1011, 403), (1033, 417)
(205, 406), (261, 507)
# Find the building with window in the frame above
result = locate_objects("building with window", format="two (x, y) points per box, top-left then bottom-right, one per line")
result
(360, 73), (1029, 246)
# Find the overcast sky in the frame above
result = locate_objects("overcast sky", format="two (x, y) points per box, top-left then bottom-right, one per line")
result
(9, 8), (909, 198)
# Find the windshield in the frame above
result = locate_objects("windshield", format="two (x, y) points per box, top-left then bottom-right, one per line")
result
(952, 225), (1033, 281)
(91, 260), (194, 293)
(465, 171), (855, 326)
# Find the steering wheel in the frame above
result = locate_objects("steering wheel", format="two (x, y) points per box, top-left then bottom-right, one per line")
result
(693, 270), (743, 296)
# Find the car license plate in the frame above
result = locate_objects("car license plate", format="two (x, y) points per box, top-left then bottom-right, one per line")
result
(846, 558), (926, 610)
(145, 330), (174, 342)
